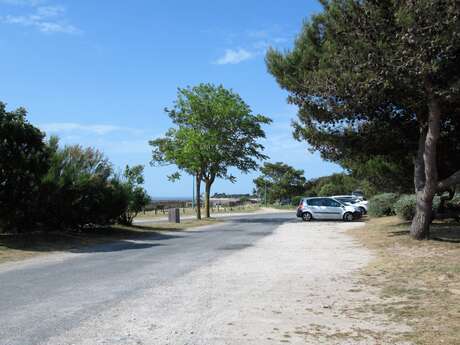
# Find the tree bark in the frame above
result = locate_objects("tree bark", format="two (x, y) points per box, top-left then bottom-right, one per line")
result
(195, 174), (202, 220)
(410, 86), (441, 240)
(204, 175), (215, 218)
(204, 179), (211, 218)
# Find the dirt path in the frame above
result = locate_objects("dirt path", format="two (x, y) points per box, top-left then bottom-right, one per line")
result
(43, 220), (411, 345)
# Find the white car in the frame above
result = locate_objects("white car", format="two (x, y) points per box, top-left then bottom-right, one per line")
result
(332, 195), (368, 214)
(296, 197), (362, 221)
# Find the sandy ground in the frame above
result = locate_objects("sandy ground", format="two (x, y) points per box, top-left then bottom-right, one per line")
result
(133, 207), (292, 224)
(43, 220), (411, 345)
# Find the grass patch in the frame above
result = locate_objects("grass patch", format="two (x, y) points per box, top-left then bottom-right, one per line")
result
(348, 216), (460, 345)
(135, 205), (261, 220)
(0, 218), (220, 265)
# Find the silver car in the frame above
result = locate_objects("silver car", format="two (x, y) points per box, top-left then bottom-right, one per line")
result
(296, 197), (361, 221)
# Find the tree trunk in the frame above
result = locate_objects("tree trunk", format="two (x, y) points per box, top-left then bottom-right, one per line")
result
(410, 86), (441, 240)
(204, 179), (212, 218)
(195, 174), (202, 220)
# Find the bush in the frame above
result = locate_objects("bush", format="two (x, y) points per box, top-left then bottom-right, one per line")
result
(445, 195), (460, 211)
(394, 195), (417, 220)
(394, 194), (447, 220)
(368, 193), (399, 217)
(291, 196), (303, 206)
(0, 103), (51, 232)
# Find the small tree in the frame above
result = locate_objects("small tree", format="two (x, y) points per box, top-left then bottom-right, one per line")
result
(253, 162), (306, 204)
(150, 84), (271, 218)
(118, 165), (151, 225)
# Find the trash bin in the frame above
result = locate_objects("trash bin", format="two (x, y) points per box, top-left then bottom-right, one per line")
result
(168, 208), (180, 223)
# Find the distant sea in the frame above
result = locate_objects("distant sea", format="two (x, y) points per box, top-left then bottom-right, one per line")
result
(151, 196), (192, 202)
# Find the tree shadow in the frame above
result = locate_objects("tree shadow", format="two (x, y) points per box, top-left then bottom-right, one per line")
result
(230, 217), (294, 224)
(430, 222), (460, 243)
(71, 241), (165, 253)
(386, 221), (460, 242)
(0, 227), (183, 255)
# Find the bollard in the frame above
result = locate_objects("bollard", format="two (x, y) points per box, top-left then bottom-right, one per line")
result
(168, 208), (180, 223)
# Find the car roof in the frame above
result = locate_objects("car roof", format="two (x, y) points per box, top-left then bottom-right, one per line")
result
(303, 197), (332, 200)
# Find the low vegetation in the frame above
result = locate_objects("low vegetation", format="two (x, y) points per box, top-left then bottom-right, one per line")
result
(349, 217), (460, 344)
(367, 193), (399, 217)
(0, 104), (150, 234)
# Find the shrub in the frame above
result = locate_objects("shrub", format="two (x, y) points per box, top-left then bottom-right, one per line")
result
(445, 195), (460, 210)
(368, 193), (399, 217)
(394, 194), (447, 220)
(0, 103), (50, 233)
(394, 195), (417, 220)
(117, 165), (151, 226)
(291, 196), (303, 206)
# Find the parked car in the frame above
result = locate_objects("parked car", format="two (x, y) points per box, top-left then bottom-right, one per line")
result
(332, 195), (368, 214)
(296, 197), (362, 221)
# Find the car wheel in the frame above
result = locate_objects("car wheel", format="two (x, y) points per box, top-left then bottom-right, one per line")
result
(302, 212), (313, 221)
(358, 207), (366, 215)
(343, 212), (353, 222)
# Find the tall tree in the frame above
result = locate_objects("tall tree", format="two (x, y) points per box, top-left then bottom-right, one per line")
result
(266, 0), (460, 239)
(253, 162), (306, 204)
(0, 103), (50, 232)
(150, 84), (271, 218)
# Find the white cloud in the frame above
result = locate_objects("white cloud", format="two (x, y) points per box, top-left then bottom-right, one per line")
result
(215, 49), (254, 65)
(41, 123), (139, 136)
(0, 0), (44, 5)
(0, 2), (79, 34)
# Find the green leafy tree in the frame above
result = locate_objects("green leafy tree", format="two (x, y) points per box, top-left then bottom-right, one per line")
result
(39, 139), (126, 230)
(266, 0), (460, 239)
(0, 103), (50, 232)
(150, 84), (271, 218)
(118, 165), (151, 225)
(254, 162), (306, 204)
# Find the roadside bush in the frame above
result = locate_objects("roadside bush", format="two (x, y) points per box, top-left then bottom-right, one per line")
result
(291, 196), (303, 206)
(37, 142), (129, 230)
(394, 195), (416, 220)
(117, 165), (151, 226)
(0, 104), (151, 233)
(0, 103), (50, 233)
(368, 193), (399, 217)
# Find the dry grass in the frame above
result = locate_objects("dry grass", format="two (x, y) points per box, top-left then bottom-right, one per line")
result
(135, 205), (261, 220)
(0, 218), (221, 265)
(348, 216), (460, 345)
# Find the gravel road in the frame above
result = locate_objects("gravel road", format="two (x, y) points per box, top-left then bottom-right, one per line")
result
(0, 212), (410, 345)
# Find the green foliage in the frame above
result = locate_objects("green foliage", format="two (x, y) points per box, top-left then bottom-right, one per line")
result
(395, 194), (457, 220)
(118, 165), (151, 226)
(306, 173), (365, 197)
(0, 103), (50, 232)
(151, 83), (271, 217)
(368, 193), (400, 217)
(254, 162), (306, 204)
(291, 196), (304, 206)
(0, 103), (151, 233)
(266, 0), (460, 194)
(38, 141), (128, 230)
(394, 195), (417, 221)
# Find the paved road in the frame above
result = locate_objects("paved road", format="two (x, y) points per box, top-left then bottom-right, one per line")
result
(0, 212), (295, 345)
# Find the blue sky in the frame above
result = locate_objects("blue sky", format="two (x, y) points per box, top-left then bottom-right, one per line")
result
(0, 0), (342, 198)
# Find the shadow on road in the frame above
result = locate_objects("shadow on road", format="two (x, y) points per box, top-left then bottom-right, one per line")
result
(72, 241), (165, 253)
(229, 217), (294, 224)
